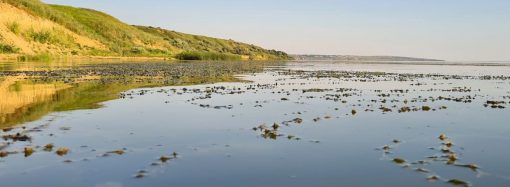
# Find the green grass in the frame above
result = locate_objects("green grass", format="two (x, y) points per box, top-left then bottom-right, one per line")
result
(3, 0), (290, 60)
(50, 4), (172, 56)
(137, 26), (291, 60)
(6, 22), (21, 34)
(29, 30), (52, 43)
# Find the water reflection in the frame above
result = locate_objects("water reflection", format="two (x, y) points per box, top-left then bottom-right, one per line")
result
(0, 76), (70, 126)
(0, 61), (509, 187)
(0, 61), (277, 128)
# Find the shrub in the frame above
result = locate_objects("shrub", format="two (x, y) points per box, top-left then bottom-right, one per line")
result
(30, 30), (52, 43)
(7, 22), (21, 34)
(0, 44), (20, 54)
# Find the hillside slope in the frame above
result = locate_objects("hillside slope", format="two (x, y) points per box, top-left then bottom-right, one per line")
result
(0, 0), (289, 60)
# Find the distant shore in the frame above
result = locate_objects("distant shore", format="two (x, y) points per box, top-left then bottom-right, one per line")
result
(291, 54), (443, 62)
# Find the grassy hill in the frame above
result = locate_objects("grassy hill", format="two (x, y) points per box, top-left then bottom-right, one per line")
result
(0, 0), (289, 60)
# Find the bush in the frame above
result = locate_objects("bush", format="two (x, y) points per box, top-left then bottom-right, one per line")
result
(175, 51), (241, 61)
(0, 44), (20, 54)
(30, 30), (52, 43)
(7, 22), (21, 34)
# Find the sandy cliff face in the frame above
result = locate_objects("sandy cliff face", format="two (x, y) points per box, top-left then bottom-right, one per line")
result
(0, 2), (106, 55)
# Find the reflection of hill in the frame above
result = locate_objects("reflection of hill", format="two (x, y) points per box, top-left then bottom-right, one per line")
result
(0, 61), (274, 128)
(0, 77), (70, 126)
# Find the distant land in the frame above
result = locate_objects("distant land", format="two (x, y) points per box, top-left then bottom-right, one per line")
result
(0, 0), (289, 61)
(291, 55), (443, 62)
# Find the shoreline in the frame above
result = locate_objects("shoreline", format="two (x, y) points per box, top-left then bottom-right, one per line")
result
(0, 54), (291, 63)
(0, 54), (171, 62)
(289, 60), (510, 67)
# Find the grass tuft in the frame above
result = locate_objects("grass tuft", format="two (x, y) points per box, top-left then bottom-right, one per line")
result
(0, 44), (20, 54)
(6, 21), (21, 34)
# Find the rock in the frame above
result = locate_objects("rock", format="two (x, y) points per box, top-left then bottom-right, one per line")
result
(108, 150), (125, 155)
(272, 123), (280, 130)
(448, 153), (458, 162)
(44, 144), (54, 151)
(393, 158), (406, 164)
(447, 179), (470, 187)
(456, 164), (479, 171)
(160, 155), (171, 162)
(427, 175), (439, 181)
(439, 134), (447, 141)
(134, 173), (145, 179)
(293, 118), (303, 124)
(56, 147), (70, 156)
(0, 151), (8, 158)
(415, 168), (429, 173)
(422, 106), (431, 111)
(24, 147), (34, 157)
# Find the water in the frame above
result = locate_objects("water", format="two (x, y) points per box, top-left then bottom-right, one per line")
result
(0, 61), (509, 187)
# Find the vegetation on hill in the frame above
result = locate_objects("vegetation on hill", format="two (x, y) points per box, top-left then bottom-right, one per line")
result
(0, 0), (289, 60)
(136, 26), (289, 60)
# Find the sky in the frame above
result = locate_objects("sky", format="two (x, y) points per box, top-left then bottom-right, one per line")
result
(43, 0), (510, 61)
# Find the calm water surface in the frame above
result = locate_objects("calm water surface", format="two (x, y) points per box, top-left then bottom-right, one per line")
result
(0, 61), (509, 187)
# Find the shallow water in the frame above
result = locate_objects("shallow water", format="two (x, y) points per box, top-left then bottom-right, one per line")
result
(1, 61), (509, 187)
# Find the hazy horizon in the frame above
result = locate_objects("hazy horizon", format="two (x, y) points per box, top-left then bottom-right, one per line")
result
(43, 0), (510, 61)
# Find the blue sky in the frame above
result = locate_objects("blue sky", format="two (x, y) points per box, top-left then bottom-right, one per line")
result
(43, 0), (510, 61)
